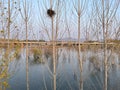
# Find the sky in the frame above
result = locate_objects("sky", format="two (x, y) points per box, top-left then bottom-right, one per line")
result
(0, 0), (120, 41)
(30, 0), (90, 40)
(31, 0), (120, 41)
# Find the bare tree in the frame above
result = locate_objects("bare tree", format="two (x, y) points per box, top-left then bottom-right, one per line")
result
(111, 16), (120, 40)
(0, 0), (7, 39)
(49, 0), (56, 89)
(92, 0), (120, 90)
(0, 0), (19, 40)
(73, 0), (88, 89)
(19, 0), (33, 90)
(7, 0), (11, 49)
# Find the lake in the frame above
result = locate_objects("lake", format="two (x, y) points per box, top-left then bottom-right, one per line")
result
(0, 46), (120, 90)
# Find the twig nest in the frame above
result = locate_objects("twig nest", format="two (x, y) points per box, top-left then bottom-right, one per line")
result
(47, 9), (55, 17)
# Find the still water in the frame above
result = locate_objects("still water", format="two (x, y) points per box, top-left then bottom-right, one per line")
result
(0, 47), (120, 90)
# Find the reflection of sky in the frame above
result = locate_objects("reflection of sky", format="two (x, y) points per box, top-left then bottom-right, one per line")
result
(8, 47), (120, 90)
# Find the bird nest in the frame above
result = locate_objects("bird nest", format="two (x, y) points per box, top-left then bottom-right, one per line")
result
(47, 9), (55, 17)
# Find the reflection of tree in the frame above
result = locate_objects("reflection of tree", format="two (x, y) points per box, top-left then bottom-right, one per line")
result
(0, 47), (21, 90)
(84, 71), (104, 90)
(31, 48), (43, 63)
(0, 56), (9, 89)
(44, 48), (53, 72)
(0, 49), (10, 89)
(89, 55), (101, 72)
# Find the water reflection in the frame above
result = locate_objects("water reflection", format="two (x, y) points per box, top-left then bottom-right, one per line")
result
(0, 47), (22, 90)
(0, 47), (119, 90)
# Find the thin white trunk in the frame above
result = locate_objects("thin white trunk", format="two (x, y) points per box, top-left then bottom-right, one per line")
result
(78, 0), (83, 90)
(102, 0), (108, 90)
(50, 0), (56, 90)
(8, 0), (10, 49)
(24, 0), (29, 90)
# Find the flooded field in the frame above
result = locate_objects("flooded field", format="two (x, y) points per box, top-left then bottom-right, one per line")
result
(0, 46), (120, 90)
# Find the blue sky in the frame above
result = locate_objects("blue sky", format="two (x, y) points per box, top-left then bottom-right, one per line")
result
(30, 0), (90, 40)
(0, 0), (120, 40)
(25, 0), (120, 39)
